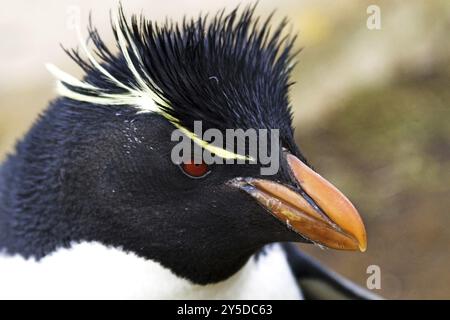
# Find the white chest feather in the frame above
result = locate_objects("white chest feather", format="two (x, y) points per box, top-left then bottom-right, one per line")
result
(0, 242), (302, 299)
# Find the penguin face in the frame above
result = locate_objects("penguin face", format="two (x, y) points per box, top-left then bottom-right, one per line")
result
(56, 109), (303, 283)
(57, 100), (365, 284)
(23, 6), (367, 283)
(72, 111), (298, 252)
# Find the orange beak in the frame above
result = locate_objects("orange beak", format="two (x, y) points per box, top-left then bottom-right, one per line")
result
(231, 154), (367, 252)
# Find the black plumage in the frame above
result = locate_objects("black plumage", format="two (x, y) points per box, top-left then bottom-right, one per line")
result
(65, 5), (301, 154)
(0, 5), (375, 298)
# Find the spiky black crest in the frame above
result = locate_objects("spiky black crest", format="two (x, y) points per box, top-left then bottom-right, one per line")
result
(64, 4), (298, 141)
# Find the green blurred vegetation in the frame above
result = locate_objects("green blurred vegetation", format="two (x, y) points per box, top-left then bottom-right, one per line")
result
(300, 60), (450, 299)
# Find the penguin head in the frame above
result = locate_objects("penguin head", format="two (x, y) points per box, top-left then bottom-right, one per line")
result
(11, 5), (366, 284)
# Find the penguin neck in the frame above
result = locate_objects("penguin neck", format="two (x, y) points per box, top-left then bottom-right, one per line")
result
(133, 238), (266, 285)
(0, 165), (265, 285)
(0, 156), (263, 285)
(0, 155), (265, 285)
(0, 101), (90, 258)
(0, 242), (302, 299)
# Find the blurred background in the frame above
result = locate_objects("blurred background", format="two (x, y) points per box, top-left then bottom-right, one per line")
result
(0, 0), (449, 299)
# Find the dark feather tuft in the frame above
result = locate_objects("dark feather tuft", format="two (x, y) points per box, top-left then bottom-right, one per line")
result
(65, 4), (299, 139)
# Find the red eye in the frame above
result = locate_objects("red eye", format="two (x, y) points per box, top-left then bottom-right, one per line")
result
(180, 161), (210, 178)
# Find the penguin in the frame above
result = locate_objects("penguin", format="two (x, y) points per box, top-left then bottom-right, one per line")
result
(0, 5), (378, 299)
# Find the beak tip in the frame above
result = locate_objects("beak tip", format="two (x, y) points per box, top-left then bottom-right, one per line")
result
(357, 232), (367, 252)
(287, 153), (369, 253)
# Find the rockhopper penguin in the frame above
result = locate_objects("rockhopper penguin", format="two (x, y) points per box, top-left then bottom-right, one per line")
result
(0, 6), (376, 299)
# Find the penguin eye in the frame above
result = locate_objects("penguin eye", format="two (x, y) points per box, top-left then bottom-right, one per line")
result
(180, 160), (210, 179)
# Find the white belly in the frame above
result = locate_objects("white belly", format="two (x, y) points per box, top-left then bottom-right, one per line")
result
(0, 242), (302, 300)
